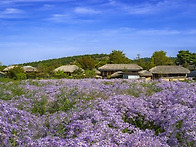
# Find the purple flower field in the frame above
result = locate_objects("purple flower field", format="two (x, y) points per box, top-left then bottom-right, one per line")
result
(0, 79), (196, 147)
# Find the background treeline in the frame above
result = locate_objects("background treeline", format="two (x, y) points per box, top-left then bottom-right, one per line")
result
(0, 50), (195, 80)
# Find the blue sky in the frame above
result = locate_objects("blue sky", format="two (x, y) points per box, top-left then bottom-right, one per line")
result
(0, 0), (196, 65)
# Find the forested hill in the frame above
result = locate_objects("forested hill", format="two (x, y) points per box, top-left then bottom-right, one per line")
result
(21, 54), (109, 67)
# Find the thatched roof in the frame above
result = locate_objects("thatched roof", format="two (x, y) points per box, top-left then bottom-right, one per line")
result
(0, 71), (5, 75)
(150, 66), (190, 74)
(111, 71), (123, 78)
(98, 64), (143, 71)
(3, 66), (17, 72)
(95, 75), (102, 79)
(138, 70), (153, 77)
(23, 66), (37, 72)
(95, 70), (101, 75)
(54, 65), (81, 73)
(188, 70), (196, 77)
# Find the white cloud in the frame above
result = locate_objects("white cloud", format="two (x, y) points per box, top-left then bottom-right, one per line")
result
(0, 8), (24, 18)
(106, 0), (183, 15)
(48, 14), (71, 23)
(3, 8), (23, 14)
(48, 12), (97, 24)
(74, 7), (101, 14)
(137, 29), (181, 35)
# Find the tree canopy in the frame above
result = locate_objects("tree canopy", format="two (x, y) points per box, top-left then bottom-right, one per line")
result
(176, 50), (196, 67)
(108, 50), (131, 64)
(150, 50), (172, 66)
(77, 56), (95, 70)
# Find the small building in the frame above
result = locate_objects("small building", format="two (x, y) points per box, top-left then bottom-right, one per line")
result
(2, 65), (16, 72)
(138, 70), (153, 80)
(98, 64), (143, 79)
(23, 66), (38, 73)
(54, 65), (82, 75)
(149, 65), (190, 81)
(3, 65), (37, 73)
(95, 69), (102, 79)
(188, 70), (196, 80)
(111, 71), (123, 78)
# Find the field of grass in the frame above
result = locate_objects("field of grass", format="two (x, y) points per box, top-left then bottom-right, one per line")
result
(0, 79), (196, 146)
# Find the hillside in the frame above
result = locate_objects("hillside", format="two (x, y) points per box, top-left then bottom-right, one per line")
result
(21, 54), (109, 67)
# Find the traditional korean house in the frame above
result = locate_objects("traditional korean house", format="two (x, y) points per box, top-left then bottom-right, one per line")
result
(98, 64), (143, 79)
(149, 65), (190, 81)
(23, 66), (38, 73)
(54, 65), (83, 75)
(2, 65), (17, 72)
(138, 70), (153, 80)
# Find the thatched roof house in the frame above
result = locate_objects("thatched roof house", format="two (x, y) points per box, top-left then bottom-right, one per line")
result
(54, 65), (82, 74)
(95, 70), (101, 75)
(138, 70), (153, 77)
(3, 65), (37, 73)
(23, 66), (37, 72)
(98, 64), (143, 71)
(150, 66), (190, 79)
(3, 66), (16, 72)
(110, 71), (123, 78)
(98, 64), (143, 79)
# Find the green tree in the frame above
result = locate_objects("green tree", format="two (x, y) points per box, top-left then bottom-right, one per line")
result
(108, 50), (131, 64)
(7, 66), (27, 80)
(77, 56), (95, 70)
(176, 50), (196, 67)
(95, 57), (109, 68)
(150, 50), (172, 66)
(134, 54), (147, 69)
(84, 69), (96, 78)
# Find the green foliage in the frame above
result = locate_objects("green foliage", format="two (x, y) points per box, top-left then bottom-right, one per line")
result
(0, 81), (26, 100)
(84, 69), (96, 78)
(31, 97), (48, 116)
(7, 66), (27, 80)
(108, 50), (132, 64)
(95, 57), (108, 68)
(53, 70), (69, 79)
(150, 50), (172, 67)
(26, 72), (37, 79)
(72, 68), (85, 79)
(133, 54), (152, 69)
(176, 50), (196, 67)
(123, 113), (165, 135)
(48, 88), (78, 113)
(77, 56), (95, 70)
(21, 54), (108, 68)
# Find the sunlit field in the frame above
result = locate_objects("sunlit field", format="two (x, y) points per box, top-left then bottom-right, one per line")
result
(0, 79), (196, 146)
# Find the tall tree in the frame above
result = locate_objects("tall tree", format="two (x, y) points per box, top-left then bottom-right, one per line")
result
(150, 50), (172, 66)
(77, 56), (95, 70)
(108, 50), (131, 64)
(176, 50), (196, 66)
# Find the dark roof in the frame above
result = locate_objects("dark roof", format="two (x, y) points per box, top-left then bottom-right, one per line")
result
(150, 66), (190, 74)
(188, 70), (196, 77)
(138, 70), (153, 77)
(98, 64), (143, 71)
